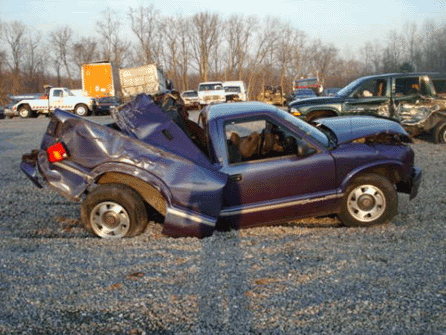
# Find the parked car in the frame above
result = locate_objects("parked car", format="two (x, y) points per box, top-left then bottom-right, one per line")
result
(197, 81), (226, 108)
(180, 90), (199, 110)
(288, 72), (446, 143)
(95, 96), (121, 115)
(11, 86), (96, 118)
(21, 93), (421, 239)
(292, 88), (317, 101)
(257, 86), (287, 106)
(223, 81), (248, 102)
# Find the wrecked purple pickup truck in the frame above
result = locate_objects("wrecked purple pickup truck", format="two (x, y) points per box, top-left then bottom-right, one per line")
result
(21, 92), (421, 238)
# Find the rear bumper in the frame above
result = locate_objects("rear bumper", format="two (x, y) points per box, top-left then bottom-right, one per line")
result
(20, 150), (43, 188)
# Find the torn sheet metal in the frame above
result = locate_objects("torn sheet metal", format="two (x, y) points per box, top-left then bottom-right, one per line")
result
(34, 94), (228, 224)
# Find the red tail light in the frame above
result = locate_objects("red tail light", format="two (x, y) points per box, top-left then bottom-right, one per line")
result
(47, 142), (68, 163)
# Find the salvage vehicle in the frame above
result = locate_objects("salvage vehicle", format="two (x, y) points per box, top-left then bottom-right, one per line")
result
(223, 81), (248, 102)
(257, 86), (288, 106)
(292, 77), (324, 95)
(12, 86), (96, 118)
(288, 73), (446, 143)
(292, 88), (317, 101)
(197, 81), (226, 108)
(180, 90), (199, 110)
(21, 92), (421, 239)
(95, 96), (122, 115)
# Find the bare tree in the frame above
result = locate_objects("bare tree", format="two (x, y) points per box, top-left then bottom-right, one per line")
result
(274, 23), (306, 91)
(402, 21), (420, 70)
(96, 7), (131, 68)
(72, 37), (99, 68)
(189, 12), (221, 81)
(360, 40), (383, 74)
(224, 14), (257, 81)
(23, 31), (44, 92)
(245, 16), (280, 97)
(175, 17), (194, 91)
(1, 21), (28, 92)
(304, 39), (338, 82)
(160, 16), (184, 90)
(128, 4), (163, 65)
(49, 26), (74, 86)
(382, 30), (406, 72)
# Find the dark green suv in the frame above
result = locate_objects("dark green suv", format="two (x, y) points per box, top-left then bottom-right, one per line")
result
(288, 73), (446, 143)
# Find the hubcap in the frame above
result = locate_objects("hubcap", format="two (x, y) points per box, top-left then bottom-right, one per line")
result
(76, 106), (87, 116)
(90, 201), (130, 238)
(347, 184), (386, 223)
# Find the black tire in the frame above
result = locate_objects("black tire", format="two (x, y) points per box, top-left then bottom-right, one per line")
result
(18, 105), (33, 118)
(433, 121), (446, 144)
(74, 103), (90, 116)
(80, 184), (148, 238)
(338, 174), (397, 227)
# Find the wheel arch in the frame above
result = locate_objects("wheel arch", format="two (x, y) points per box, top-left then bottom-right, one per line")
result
(17, 103), (30, 109)
(339, 162), (404, 193)
(89, 168), (172, 216)
(17, 103), (33, 112)
(421, 111), (446, 132)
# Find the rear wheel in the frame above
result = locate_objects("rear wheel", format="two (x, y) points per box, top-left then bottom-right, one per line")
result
(81, 184), (148, 238)
(74, 103), (89, 116)
(338, 174), (397, 227)
(433, 121), (446, 144)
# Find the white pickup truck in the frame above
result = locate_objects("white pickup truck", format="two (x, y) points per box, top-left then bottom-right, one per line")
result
(12, 87), (96, 118)
(197, 81), (227, 108)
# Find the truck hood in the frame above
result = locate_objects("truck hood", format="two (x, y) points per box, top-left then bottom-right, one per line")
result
(316, 116), (411, 144)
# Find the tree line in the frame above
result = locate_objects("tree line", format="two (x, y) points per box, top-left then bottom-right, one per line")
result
(1, 5), (445, 105)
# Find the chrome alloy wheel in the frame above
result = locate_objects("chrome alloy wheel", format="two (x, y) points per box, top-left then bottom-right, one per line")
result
(90, 201), (131, 238)
(346, 184), (386, 223)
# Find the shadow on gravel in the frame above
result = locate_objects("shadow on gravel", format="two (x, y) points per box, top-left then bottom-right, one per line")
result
(413, 132), (435, 144)
(197, 231), (254, 333)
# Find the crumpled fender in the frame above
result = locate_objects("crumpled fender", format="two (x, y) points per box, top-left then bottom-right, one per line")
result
(38, 101), (228, 237)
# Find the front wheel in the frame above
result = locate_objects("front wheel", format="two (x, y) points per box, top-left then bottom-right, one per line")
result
(338, 174), (397, 227)
(81, 184), (148, 238)
(433, 121), (446, 144)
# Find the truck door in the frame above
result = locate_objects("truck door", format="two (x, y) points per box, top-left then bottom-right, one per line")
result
(391, 75), (429, 109)
(49, 89), (65, 110)
(343, 77), (392, 118)
(218, 115), (337, 229)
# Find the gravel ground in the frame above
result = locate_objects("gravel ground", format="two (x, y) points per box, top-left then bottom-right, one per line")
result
(0, 116), (445, 334)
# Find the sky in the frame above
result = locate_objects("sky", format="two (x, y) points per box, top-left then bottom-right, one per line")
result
(1, 0), (445, 54)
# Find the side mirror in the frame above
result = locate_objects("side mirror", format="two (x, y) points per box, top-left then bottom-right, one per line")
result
(298, 142), (317, 157)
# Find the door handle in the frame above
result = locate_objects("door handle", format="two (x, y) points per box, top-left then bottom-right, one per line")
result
(229, 174), (242, 182)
